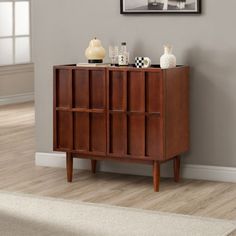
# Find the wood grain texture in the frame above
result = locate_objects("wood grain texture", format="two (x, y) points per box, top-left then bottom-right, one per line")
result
(91, 160), (97, 174)
(53, 65), (190, 191)
(73, 112), (89, 151)
(72, 69), (89, 108)
(164, 67), (190, 159)
(54, 65), (190, 162)
(1, 102), (236, 233)
(57, 111), (73, 150)
(153, 161), (160, 192)
(173, 156), (181, 183)
(66, 152), (73, 182)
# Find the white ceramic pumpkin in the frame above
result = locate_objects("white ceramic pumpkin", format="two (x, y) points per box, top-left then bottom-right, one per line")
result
(85, 38), (106, 63)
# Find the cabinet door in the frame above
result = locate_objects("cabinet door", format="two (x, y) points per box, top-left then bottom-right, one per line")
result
(72, 68), (106, 155)
(107, 69), (163, 160)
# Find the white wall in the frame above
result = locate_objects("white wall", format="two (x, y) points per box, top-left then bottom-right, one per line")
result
(32, 0), (236, 168)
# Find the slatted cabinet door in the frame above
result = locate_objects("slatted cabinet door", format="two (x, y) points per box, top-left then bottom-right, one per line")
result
(72, 68), (106, 155)
(107, 68), (164, 160)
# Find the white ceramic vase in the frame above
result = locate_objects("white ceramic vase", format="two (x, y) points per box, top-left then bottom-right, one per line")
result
(160, 45), (176, 69)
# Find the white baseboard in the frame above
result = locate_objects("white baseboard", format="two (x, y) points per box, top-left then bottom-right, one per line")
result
(0, 92), (34, 106)
(35, 152), (236, 183)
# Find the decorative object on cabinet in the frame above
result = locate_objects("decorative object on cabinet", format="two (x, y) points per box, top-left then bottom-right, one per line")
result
(53, 64), (189, 192)
(118, 42), (129, 66)
(85, 38), (106, 63)
(120, 0), (201, 14)
(109, 45), (119, 66)
(160, 44), (176, 69)
(135, 57), (152, 68)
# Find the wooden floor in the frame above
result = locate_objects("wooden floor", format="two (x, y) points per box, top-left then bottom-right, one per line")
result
(1, 102), (236, 225)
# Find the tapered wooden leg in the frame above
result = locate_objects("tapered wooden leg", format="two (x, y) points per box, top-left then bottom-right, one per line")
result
(173, 156), (181, 183)
(66, 152), (73, 182)
(153, 161), (160, 192)
(91, 160), (97, 174)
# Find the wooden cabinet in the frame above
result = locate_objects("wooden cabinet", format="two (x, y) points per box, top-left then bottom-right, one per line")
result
(54, 65), (189, 191)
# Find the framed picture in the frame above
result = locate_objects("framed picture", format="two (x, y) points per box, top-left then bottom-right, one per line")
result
(120, 0), (201, 14)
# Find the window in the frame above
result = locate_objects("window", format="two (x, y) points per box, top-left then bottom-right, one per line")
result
(0, 0), (31, 66)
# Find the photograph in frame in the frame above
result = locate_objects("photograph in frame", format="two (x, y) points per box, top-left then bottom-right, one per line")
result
(121, 0), (201, 14)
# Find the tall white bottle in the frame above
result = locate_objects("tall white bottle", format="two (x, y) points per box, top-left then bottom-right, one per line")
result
(118, 42), (129, 66)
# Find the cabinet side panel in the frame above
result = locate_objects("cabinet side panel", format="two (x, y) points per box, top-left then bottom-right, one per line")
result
(91, 113), (106, 153)
(165, 67), (189, 159)
(73, 70), (89, 108)
(56, 69), (71, 108)
(90, 70), (105, 109)
(56, 111), (73, 150)
(127, 115), (145, 156)
(73, 112), (89, 151)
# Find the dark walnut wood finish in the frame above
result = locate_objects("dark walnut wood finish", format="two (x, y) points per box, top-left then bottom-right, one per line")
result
(53, 65), (189, 192)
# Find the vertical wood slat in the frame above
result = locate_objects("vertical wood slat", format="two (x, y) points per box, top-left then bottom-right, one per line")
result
(72, 69), (90, 109)
(123, 71), (128, 156)
(54, 68), (73, 150)
(86, 69), (106, 153)
(72, 69), (90, 151)
(90, 113), (106, 153)
(73, 112), (89, 151)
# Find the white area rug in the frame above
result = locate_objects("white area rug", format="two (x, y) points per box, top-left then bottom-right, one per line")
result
(0, 192), (235, 236)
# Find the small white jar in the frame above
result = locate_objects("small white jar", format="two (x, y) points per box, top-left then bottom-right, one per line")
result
(160, 45), (176, 69)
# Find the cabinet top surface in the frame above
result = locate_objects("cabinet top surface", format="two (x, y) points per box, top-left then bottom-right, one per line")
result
(54, 64), (188, 72)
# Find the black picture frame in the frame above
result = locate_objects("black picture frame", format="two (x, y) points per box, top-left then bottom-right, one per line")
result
(120, 0), (201, 14)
